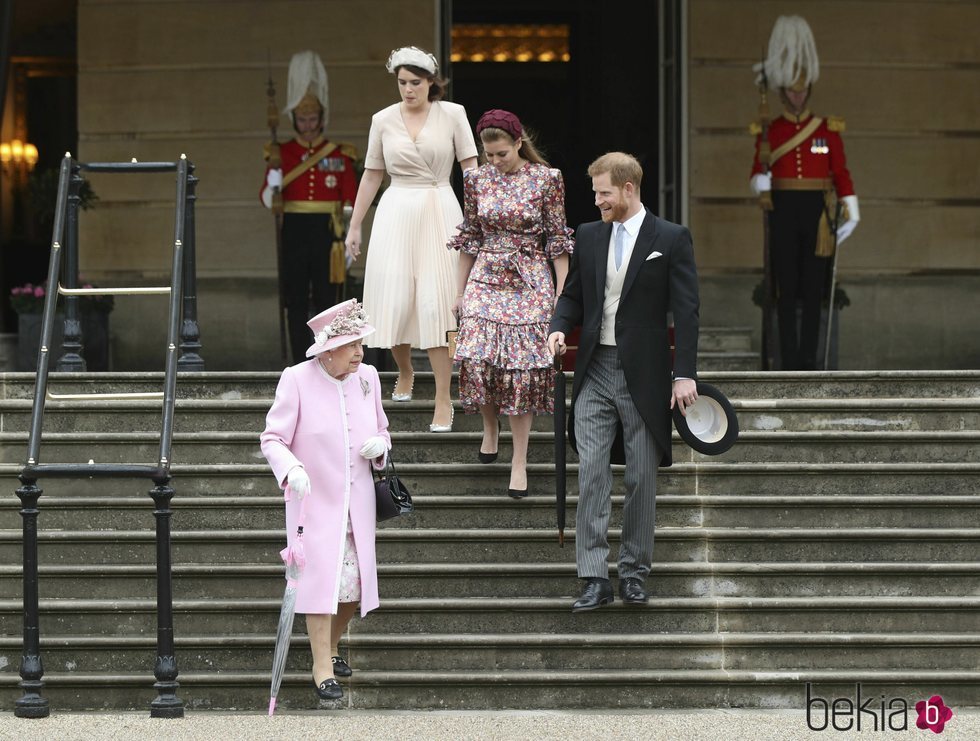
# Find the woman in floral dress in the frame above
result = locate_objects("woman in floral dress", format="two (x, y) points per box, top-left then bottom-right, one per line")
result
(449, 109), (574, 498)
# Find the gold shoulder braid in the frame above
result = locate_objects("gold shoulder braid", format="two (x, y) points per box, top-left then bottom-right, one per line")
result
(827, 115), (846, 133)
(749, 121), (762, 136)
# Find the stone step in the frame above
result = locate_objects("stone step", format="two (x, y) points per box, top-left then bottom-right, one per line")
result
(696, 326), (753, 352)
(2, 632), (977, 675)
(4, 396), (977, 434)
(2, 527), (979, 565)
(695, 352), (759, 372)
(3, 461), (978, 497)
(2, 562), (978, 600)
(2, 494), (979, 532)
(2, 370), (979, 401)
(2, 430), (977, 465)
(1, 596), (978, 636)
(1, 667), (978, 711)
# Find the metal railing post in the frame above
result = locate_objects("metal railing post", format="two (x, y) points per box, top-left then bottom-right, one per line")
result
(178, 164), (204, 370)
(14, 481), (48, 718)
(148, 482), (183, 718)
(57, 168), (86, 371)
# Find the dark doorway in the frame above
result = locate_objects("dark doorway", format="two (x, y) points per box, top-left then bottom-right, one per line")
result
(1, 0), (78, 333)
(448, 0), (659, 228)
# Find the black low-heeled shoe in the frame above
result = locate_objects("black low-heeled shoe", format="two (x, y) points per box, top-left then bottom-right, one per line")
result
(332, 655), (352, 677)
(507, 487), (528, 499)
(313, 676), (343, 700)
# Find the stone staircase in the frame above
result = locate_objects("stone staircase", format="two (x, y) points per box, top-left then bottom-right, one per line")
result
(1, 369), (979, 711)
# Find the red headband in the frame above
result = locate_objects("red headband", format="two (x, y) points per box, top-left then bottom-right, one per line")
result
(476, 109), (523, 141)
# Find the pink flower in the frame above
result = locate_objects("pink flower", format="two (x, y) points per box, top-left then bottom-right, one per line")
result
(916, 695), (954, 734)
(11, 287), (22, 295)
(34, 286), (45, 298)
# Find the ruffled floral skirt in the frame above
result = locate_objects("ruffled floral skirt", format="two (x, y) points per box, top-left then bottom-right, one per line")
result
(459, 360), (554, 415)
(454, 265), (556, 416)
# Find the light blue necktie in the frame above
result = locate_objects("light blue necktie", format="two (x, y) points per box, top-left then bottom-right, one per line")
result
(614, 223), (627, 270)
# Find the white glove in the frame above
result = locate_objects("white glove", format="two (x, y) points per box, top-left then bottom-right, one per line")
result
(359, 436), (388, 460)
(266, 169), (283, 189)
(836, 195), (860, 245)
(750, 173), (771, 195)
(286, 465), (310, 500)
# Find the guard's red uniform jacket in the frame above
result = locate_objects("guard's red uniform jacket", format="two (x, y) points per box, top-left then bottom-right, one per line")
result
(261, 135), (358, 212)
(751, 110), (854, 196)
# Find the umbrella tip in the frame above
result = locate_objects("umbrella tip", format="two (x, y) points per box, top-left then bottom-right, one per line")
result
(268, 697), (276, 716)
(559, 530), (565, 548)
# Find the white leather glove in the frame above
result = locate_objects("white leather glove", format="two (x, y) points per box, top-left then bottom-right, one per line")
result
(750, 173), (771, 195)
(286, 465), (311, 500)
(261, 169), (284, 209)
(359, 436), (388, 460)
(836, 195), (860, 245)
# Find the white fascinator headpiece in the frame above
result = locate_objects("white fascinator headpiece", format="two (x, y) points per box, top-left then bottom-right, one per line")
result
(385, 46), (438, 75)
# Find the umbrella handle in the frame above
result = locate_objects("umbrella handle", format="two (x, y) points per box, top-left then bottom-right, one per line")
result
(297, 494), (308, 536)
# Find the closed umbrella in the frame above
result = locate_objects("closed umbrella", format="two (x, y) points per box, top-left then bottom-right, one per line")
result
(268, 496), (308, 716)
(553, 355), (567, 547)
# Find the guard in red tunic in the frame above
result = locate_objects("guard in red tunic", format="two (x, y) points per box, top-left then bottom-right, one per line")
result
(749, 16), (860, 370)
(261, 50), (358, 364)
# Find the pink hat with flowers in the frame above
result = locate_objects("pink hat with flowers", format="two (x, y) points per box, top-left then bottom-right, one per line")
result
(305, 299), (375, 357)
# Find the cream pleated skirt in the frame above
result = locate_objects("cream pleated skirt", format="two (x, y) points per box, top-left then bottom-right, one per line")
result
(362, 184), (461, 349)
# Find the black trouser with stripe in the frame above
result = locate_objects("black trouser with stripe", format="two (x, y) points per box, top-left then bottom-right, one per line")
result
(768, 191), (830, 370)
(281, 212), (335, 364)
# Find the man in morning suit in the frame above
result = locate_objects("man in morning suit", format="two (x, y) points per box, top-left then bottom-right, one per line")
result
(548, 152), (700, 612)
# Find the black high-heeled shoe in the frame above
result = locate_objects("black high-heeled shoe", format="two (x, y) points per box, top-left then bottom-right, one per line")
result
(479, 419), (501, 464)
(313, 676), (343, 700)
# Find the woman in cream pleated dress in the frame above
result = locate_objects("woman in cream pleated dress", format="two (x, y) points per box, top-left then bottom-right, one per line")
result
(345, 46), (478, 432)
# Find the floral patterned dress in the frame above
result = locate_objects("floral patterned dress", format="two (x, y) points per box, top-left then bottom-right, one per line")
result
(448, 162), (574, 415)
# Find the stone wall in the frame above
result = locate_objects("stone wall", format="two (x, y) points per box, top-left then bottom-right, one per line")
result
(688, 0), (979, 369)
(77, 0), (438, 369)
(75, 0), (979, 369)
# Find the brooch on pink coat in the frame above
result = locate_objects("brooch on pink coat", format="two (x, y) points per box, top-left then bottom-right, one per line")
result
(360, 377), (371, 398)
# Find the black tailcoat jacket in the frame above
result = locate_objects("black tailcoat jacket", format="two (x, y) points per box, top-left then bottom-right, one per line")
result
(549, 208), (700, 467)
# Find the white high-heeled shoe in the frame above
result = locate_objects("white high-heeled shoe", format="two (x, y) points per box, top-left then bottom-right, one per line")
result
(391, 374), (414, 402)
(429, 405), (455, 433)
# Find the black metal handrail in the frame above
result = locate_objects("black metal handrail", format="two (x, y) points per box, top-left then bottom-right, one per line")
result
(15, 153), (195, 719)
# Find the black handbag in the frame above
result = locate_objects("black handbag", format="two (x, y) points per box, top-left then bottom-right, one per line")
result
(374, 456), (413, 522)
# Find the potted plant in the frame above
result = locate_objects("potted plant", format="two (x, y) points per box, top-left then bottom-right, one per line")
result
(11, 280), (114, 371)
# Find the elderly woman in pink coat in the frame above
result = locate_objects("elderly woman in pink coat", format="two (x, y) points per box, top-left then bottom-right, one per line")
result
(260, 298), (391, 702)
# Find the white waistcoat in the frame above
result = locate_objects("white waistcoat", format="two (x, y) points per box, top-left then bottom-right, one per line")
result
(599, 246), (628, 345)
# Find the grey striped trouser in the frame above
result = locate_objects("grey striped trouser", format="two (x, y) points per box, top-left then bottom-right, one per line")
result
(574, 346), (660, 580)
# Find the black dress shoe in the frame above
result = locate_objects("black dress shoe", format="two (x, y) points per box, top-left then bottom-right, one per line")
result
(313, 676), (343, 700)
(572, 578), (614, 612)
(619, 576), (648, 605)
(507, 487), (528, 499)
(331, 655), (352, 677)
